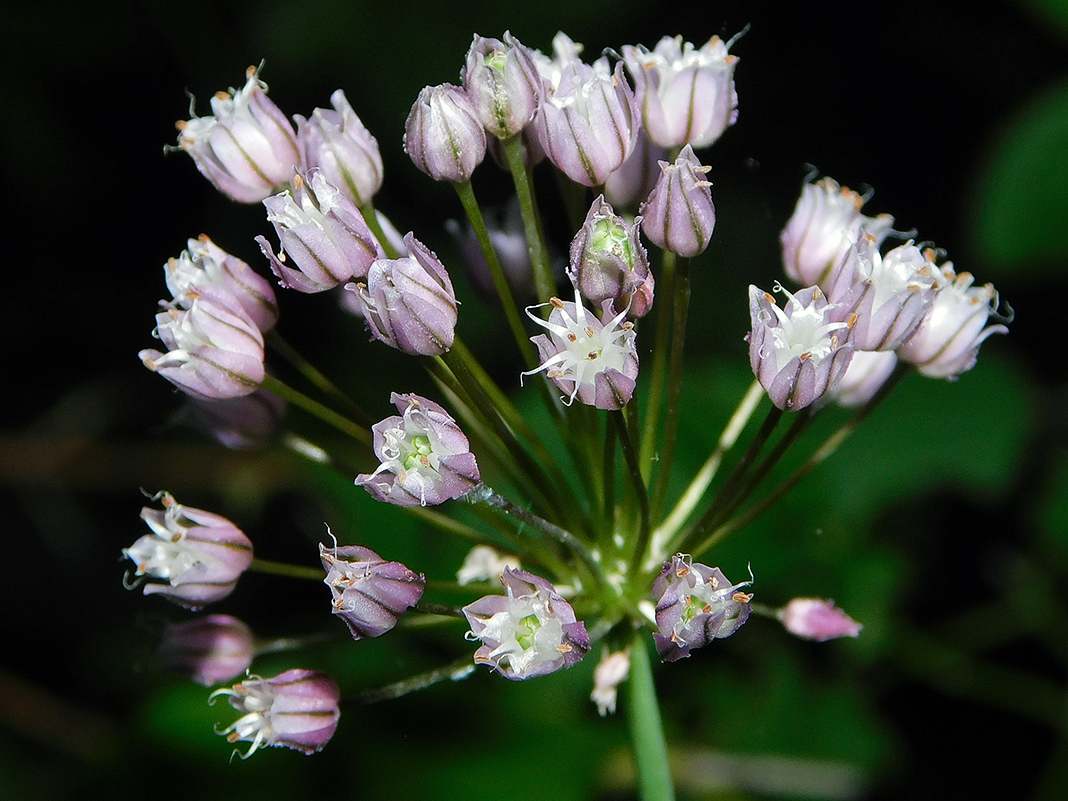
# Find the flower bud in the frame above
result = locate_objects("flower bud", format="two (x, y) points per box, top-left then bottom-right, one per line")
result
(652, 555), (751, 662)
(165, 235), (279, 333)
(350, 234), (458, 356)
(188, 389), (286, 450)
(827, 349), (898, 408)
(356, 393), (481, 507)
(404, 84), (487, 183)
(175, 66), (300, 203)
(779, 598), (862, 642)
(747, 283), (855, 411)
(139, 295), (265, 401)
(210, 669), (340, 757)
(463, 32), (542, 140)
(295, 89), (383, 207)
(569, 196), (650, 311)
(590, 649), (630, 716)
(780, 176), (895, 287)
(158, 614), (254, 686)
(623, 34), (739, 149)
(320, 543), (425, 640)
(456, 545), (520, 586)
(639, 145), (715, 257)
(257, 170), (383, 292)
(123, 493), (253, 609)
(463, 568), (589, 681)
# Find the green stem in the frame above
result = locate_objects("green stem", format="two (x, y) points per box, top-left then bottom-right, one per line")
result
(353, 655), (476, 704)
(267, 331), (372, 427)
(614, 409), (651, 579)
(502, 135), (555, 302)
(639, 250), (676, 479)
(626, 635), (675, 801)
(249, 558), (323, 581)
(360, 199), (403, 260)
(260, 374), (371, 446)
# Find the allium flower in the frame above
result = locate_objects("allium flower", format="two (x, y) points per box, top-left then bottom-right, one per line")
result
(747, 283), (855, 411)
(652, 555), (752, 662)
(188, 389), (286, 450)
(174, 66), (300, 203)
(295, 89), (383, 208)
(780, 176), (895, 287)
(320, 543), (425, 640)
(779, 598), (862, 642)
(569, 195), (650, 311)
(139, 296), (265, 401)
(462, 568), (589, 680)
(404, 84), (487, 183)
(456, 545), (520, 586)
(158, 614), (254, 686)
(257, 170), (383, 292)
(897, 262), (1008, 379)
(356, 393), (481, 507)
(827, 349), (898, 408)
(350, 234), (458, 356)
(165, 235), (279, 333)
(463, 32), (542, 140)
(123, 493), (254, 609)
(639, 145), (716, 258)
(524, 285), (639, 410)
(590, 649), (631, 716)
(210, 669), (340, 757)
(622, 34), (739, 149)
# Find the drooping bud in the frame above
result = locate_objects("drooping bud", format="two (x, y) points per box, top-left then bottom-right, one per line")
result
(210, 669), (340, 757)
(463, 32), (542, 140)
(462, 568), (589, 680)
(319, 543), (425, 640)
(356, 393), (480, 507)
(257, 170), (383, 292)
(747, 283), (855, 411)
(568, 195), (650, 311)
(158, 614), (254, 686)
(174, 66), (300, 203)
(639, 145), (715, 257)
(622, 34), (739, 149)
(590, 649), (631, 716)
(187, 389), (286, 450)
(295, 89), (383, 208)
(779, 598), (862, 642)
(652, 554), (751, 662)
(123, 493), (253, 609)
(404, 84), (487, 183)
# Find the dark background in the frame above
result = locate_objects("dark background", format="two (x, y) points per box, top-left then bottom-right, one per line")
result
(2, 1), (1067, 799)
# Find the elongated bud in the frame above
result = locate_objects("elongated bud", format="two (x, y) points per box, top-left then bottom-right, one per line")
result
(404, 84), (487, 183)
(320, 543), (425, 639)
(295, 89), (383, 207)
(639, 145), (715, 257)
(779, 598), (862, 641)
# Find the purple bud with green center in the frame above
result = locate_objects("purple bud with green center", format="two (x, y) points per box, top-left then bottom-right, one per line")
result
(210, 669), (340, 757)
(462, 568), (589, 681)
(652, 555), (751, 662)
(175, 66), (300, 203)
(139, 295), (265, 401)
(295, 89), (383, 208)
(639, 145), (716, 257)
(257, 170), (383, 292)
(349, 234), (458, 356)
(356, 393), (480, 507)
(747, 283), (855, 411)
(404, 84), (487, 183)
(623, 34), (739, 149)
(779, 598), (862, 642)
(463, 32), (542, 140)
(320, 543), (425, 640)
(780, 176), (895, 287)
(569, 195), (650, 314)
(158, 614), (254, 686)
(123, 493), (253, 609)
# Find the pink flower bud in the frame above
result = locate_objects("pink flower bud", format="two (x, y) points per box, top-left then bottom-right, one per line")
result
(463, 32), (542, 140)
(320, 543), (425, 640)
(295, 89), (383, 208)
(404, 84), (487, 183)
(827, 349), (898, 408)
(188, 389), (286, 450)
(639, 145), (716, 257)
(158, 614), (254, 686)
(779, 598), (862, 641)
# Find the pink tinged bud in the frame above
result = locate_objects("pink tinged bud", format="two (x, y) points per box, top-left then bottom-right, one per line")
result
(139, 295), (265, 401)
(652, 555), (751, 662)
(828, 349), (898, 408)
(188, 389), (286, 450)
(210, 669), (340, 757)
(158, 614), (254, 686)
(464, 32), (542, 140)
(404, 84), (487, 183)
(462, 568), (589, 681)
(780, 176), (895, 287)
(639, 145), (716, 257)
(623, 34), (739, 149)
(175, 66), (300, 203)
(569, 196), (650, 311)
(257, 170), (383, 292)
(320, 543), (425, 640)
(295, 89), (383, 208)
(747, 283), (855, 411)
(349, 234), (458, 356)
(123, 493), (253, 610)
(779, 598), (862, 642)
(166, 235), (279, 333)
(356, 393), (480, 507)
(523, 285), (639, 410)
(604, 128), (668, 210)
(896, 263), (1008, 379)
(590, 649), (630, 716)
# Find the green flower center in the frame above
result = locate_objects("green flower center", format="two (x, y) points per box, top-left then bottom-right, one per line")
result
(516, 613), (541, 649)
